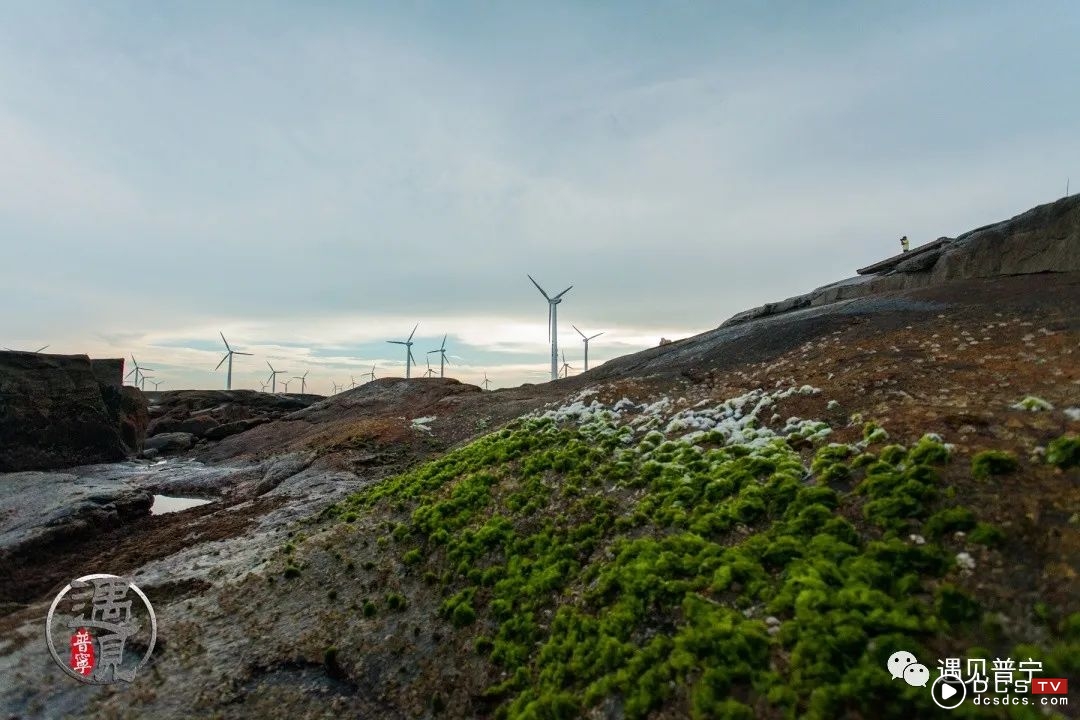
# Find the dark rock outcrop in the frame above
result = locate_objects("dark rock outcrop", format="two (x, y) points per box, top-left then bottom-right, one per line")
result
(0, 352), (147, 472)
(724, 194), (1080, 327)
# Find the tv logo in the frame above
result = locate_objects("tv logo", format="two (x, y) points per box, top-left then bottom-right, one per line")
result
(1031, 678), (1068, 695)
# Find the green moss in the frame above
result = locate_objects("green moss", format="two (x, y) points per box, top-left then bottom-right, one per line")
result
(924, 507), (977, 538)
(908, 435), (950, 465)
(879, 444), (908, 465)
(452, 602), (477, 627)
(968, 523), (1005, 547)
(320, 408), (1041, 717)
(1046, 434), (1080, 469)
(971, 450), (1019, 479)
(862, 421), (888, 444)
(1011, 395), (1053, 412)
(386, 593), (406, 611)
(283, 565), (301, 579)
(362, 600), (377, 617)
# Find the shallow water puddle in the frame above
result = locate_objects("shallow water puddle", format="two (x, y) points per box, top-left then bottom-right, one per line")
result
(151, 495), (213, 515)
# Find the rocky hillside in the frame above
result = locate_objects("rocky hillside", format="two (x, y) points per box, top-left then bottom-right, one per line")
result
(142, 389), (324, 456)
(1, 197), (1078, 719)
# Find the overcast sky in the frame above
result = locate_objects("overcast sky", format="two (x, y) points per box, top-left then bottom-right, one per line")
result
(1, 1), (1077, 393)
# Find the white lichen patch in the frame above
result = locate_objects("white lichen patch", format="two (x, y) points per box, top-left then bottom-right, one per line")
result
(411, 416), (436, 433)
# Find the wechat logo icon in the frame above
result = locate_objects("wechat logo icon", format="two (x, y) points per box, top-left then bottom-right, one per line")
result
(887, 650), (929, 687)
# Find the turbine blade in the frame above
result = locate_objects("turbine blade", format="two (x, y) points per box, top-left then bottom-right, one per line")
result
(215, 354), (229, 370)
(427, 349), (438, 354)
(590, 332), (604, 340)
(572, 324), (585, 339)
(388, 340), (405, 345)
(408, 322), (419, 341)
(553, 285), (573, 299)
(441, 333), (447, 349)
(36, 345), (49, 352)
(527, 274), (551, 300)
(220, 332), (231, 351)
(236, 351), (254, 356)
(267, 361), (274, 371)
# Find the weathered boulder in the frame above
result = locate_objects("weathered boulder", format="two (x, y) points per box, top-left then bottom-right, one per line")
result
(174, 416), (221, 437)
(203, 417), (268, 441)
(144, 432), (196, 453)
(0, 352), (146, 472)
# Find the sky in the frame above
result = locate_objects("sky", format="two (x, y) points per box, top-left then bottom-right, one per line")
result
(1, 1), (1077, 393)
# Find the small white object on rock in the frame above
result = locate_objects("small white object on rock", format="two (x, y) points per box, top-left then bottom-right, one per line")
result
(955, 552), (976, 571)
(909, 534), (926, 545)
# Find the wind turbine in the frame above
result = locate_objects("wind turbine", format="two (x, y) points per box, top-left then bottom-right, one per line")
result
(350, 376), (357, 389)
(423, 356), (436, 378)
(527, 274), (572, 381)
(427, 334), (451, 378)
(560, 351), (573, 379)
(482, 372), (492, 391)
(362, 364), (376, 382)
(125, 355), (153, 389)
(215, 333), (252, 391)
(572, 324), (604, 372)
(258, 380), (269, 391)
(387, 323), (419, 379)
(282, 378), (292, 393)
(140, 375), (153, 391)
(1, 345), (48, 352)
(293, 370), (309, 395)
(150, 379), (164, 391)
(331, 380), (341, 394)
(265, 361), (287, 393)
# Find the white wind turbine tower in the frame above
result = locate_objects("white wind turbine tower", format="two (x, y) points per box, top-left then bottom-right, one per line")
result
(331, 380), (341, 394)
(427, 334), (451, 378)
(282, 378), (292, 393)
(363, 364), (376, 383)
(572, 324), (604, 372)
(559, 351), (573, 379)
(265, 361), (287, 393)
(350, 376), (357, 389)
(482, 372), (492, 391)
(423, 356), (436, 378)
(215, 333), (252, 391)
(293, 370), (309, 395)
(126, 355), (153, 389)
(150, 379), (164, 391)
(527, 274), (572, 381)
(259, 379), (269, 392)
(140, 375), (153, 391)
(387, 323), (419, 379)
